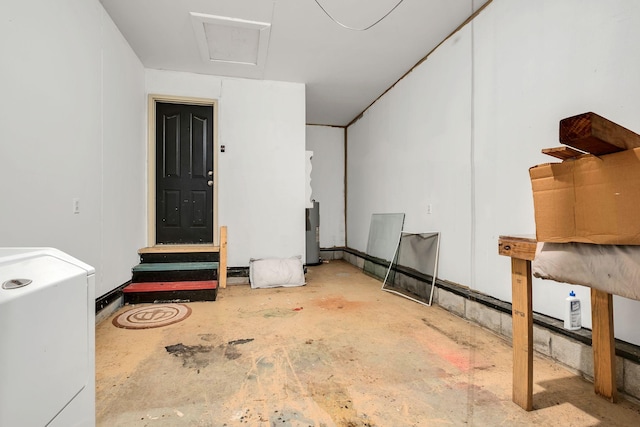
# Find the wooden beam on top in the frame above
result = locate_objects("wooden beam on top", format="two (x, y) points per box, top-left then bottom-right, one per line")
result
(541, 146), (584, 161)
(559, 112), (640, 156)
(498, 235), (537, 261)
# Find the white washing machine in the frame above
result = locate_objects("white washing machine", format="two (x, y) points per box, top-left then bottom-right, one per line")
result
(0, 248), (95, 426)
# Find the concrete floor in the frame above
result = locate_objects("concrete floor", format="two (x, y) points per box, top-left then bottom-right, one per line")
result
(96, 260), (640, 426)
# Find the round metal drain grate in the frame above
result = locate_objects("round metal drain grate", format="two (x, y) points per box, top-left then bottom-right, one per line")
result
(112, 304), (192, 330)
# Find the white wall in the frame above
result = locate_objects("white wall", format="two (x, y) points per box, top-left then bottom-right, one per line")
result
(146, 70), (307, 267)
(0, 0), (146, 297)
(346, 0), (640, 345)
(220, 79), (306, 266)
(473, 0), (640, 345)
(305, 125), (345, 248)
(101, 10), (147, 297)
(347, 26), (473, 287)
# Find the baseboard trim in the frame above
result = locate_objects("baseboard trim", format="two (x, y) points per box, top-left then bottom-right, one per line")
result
(96, 281), (129, 315)
(227, 267), (249, 277)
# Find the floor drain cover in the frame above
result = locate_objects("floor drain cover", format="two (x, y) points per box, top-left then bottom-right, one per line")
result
(112, 304), (192, 329)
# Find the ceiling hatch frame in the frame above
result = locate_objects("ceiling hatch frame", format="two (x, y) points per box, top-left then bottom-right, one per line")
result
(190, 12), (271, 69)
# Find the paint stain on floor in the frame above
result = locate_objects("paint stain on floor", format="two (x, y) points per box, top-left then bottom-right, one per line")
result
(165, 338), (255, 366)
(164, 343), (213, 369)
(313, 295), (365, 311)
(229, 338), (254, 346)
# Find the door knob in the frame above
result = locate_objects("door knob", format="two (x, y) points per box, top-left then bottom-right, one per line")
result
(207, 180), (213, 187)
(208, 171), (213, 176)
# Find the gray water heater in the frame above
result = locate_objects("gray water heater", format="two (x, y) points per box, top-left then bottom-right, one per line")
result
(306, 201), (320, 265)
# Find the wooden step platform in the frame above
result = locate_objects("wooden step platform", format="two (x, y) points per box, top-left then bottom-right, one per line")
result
(135, 225), (228, 289)
(132, 262), (218, 283)
(126, 227), (227, 304)
(123, 280), (218, 304)
(138, 244), (219, 254)
(132, 262), (219, 272)
(138, 245), (219, 263)
(140, 252), (218, 264)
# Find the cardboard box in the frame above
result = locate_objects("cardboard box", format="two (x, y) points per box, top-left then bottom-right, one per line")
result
(530, 147), (640, 245)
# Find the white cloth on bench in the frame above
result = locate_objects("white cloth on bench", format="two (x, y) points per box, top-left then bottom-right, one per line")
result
(532, 242), (640, 301)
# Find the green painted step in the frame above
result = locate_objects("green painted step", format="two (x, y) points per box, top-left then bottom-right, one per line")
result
(132, 262), (219, 272)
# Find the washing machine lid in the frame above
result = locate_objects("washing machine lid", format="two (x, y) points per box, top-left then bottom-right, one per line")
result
(0, 248), (90, 426)
(0, 247), (95, 275)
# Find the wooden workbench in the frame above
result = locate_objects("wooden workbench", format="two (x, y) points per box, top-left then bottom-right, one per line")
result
(498, 235), (617, 411)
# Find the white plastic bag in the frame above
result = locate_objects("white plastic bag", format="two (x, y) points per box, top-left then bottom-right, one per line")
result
(249, 256), (305, 289)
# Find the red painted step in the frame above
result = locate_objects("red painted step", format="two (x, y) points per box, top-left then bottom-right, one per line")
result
(124, 280), (218, 293)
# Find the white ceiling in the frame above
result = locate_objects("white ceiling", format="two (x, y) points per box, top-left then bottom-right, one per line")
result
(100, 0), (488, 126)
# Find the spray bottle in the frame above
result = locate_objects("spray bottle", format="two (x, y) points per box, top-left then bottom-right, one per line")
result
(564, 290), (581, 331)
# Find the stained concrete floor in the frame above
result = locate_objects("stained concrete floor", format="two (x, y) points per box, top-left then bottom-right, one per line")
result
(96, 260), (640, 426)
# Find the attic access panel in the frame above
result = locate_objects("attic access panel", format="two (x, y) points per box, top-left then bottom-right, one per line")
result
(190, 13), (271, 67)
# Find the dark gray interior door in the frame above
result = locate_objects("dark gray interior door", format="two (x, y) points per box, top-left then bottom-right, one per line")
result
(155, 102), (214, 244)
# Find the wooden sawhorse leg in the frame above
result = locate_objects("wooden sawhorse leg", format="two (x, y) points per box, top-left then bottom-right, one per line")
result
(591, 289), (617, 402)
(499, 235), (537, 411)
(511, 258), (533, 411)
(500, 236), (618, 409)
